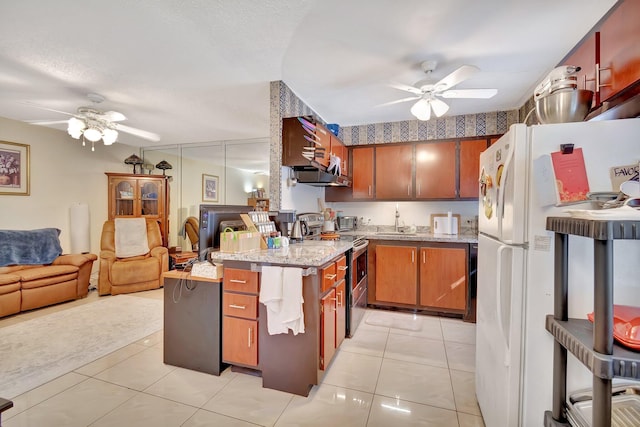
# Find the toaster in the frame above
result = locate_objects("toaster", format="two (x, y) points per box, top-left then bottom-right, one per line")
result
(336, 216), (358, 231)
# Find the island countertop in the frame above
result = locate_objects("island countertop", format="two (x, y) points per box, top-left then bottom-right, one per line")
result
(209, 239), (353, 266)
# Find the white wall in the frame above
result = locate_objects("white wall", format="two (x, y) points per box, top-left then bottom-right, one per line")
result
(0, 116), (142, 277)
(280, 166), (325, 213)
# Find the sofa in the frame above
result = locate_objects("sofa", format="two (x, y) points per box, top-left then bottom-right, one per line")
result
(0, 228), (97, 318)
(98, 218), (168, 295)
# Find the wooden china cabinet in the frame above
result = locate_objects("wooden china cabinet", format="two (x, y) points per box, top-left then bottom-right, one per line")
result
(106, 172), (170, 246)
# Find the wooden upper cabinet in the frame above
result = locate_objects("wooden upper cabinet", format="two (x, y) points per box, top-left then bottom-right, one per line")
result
(562, 32), (598, 105)
(415, 141), (456, 199)
(375, 245), (417, 305)
(330, 135), (348, 177)
(599, 0), (640, 102)
(459, 139), (489, 198)
(375, 145), (413, 199)
(352, 147), (374, 199)
(419, 247), (467, 311)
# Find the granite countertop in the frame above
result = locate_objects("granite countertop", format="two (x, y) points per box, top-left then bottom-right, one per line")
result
(209, 239), (353, 267)
(340, 227), (478, 244)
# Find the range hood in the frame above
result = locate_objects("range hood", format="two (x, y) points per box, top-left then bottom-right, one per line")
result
(293, 165), (351, 187)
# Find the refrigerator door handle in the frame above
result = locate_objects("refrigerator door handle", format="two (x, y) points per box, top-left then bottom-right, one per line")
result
(496, 244), (511, 367)
(497, 145), (513, 243)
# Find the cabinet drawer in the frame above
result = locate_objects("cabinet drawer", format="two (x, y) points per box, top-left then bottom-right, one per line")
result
(321, 263), (337, 293)
(224, 268), (259, 293)
(336, 255), (347, 281)
(223, 292), (258, 319)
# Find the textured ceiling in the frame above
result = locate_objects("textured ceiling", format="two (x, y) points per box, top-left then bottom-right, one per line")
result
(0, 0), (617, 147)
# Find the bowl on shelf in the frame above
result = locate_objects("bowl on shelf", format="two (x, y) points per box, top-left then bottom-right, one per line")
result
(535, 89), (594, 124)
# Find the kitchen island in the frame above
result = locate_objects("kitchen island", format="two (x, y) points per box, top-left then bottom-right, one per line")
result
(210, 240), (353, 397)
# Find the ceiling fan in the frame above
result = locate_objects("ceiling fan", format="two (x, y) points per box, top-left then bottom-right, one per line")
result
(26, 93), (160, 147)
(384, 60), (498, 121)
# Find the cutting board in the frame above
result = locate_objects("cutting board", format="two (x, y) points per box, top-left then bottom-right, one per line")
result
(431, 213), (461, 235)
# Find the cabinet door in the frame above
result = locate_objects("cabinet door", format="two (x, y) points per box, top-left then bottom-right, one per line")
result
(376, 145), (413, 199)
(330, 135), (348, 177)
(375, 245), (417, 304)
(320, 288), (336, 370)
(419, 247), (467, 310)
(599, 0), (640, 102)
(352, 147), (374, 199)
(415, 141), (456, 199)
(222, 316), (258, 367)
(139, 178), (164, 217)
(459, 139), (489, 198)
(563, 33), (598, 105)
(335, 279), (346, 349)
(110, 177), (138, 217)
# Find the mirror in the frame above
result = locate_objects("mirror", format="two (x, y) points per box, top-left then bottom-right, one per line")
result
(142, 138), (270, 250)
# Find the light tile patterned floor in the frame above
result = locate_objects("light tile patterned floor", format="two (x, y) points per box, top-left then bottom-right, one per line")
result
(1, 289), (485, 427)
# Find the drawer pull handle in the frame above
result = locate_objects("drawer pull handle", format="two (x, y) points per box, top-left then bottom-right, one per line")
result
(337, 266), (348, 271)
(325, 274), (337, 280)
(229, 304), (246, 310)
(229, 279), (247, 284)
(248, 328), (252, 347)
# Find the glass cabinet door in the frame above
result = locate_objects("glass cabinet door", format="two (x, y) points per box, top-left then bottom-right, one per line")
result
(114, 180), (136, 216)
(140, 180), (160, 216)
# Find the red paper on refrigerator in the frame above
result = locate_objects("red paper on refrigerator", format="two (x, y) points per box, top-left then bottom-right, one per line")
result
(550, 148), (590, 203)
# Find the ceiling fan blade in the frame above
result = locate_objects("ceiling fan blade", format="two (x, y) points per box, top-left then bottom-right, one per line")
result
(430, 98), (450, 117)
(27, 120), (69, 125)
(377, 96), (420, 107)
(116, 124), (160, 142)
(20, 102), (75, 117)
(101, 111), (126, 122)
(439, 88), (498, 99)
(434, 65), (479, 91)
(389, 82), (423, 95)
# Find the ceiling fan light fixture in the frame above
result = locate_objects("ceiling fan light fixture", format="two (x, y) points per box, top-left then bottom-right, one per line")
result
(102, 128), (118, 145)
(83, 126), (102, 142)
(430, 98), (450, 117)
(410, 99), (431, 120)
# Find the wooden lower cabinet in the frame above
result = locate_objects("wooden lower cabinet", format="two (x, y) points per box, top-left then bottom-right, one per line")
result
(335, 279), (346, 349)
(222, 316), (258, 366)
(371, 241), (469, 315)
(375, 245), (417, 305)
(222, 267), (259, 368)
(419, 247), (467, 310)
(320, 288), (336, 370)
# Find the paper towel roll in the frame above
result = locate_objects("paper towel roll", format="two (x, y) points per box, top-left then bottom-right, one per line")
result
(70, 202), (90, 253)
(447, 211), (453, 234)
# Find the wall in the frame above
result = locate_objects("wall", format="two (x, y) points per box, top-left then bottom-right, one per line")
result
(0, 116), (140, 273)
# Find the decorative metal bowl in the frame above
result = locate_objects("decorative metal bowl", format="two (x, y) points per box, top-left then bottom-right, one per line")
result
(535, 89), (594, 124)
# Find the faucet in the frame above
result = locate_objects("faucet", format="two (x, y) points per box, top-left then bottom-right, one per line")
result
(394, 204), (400, 232)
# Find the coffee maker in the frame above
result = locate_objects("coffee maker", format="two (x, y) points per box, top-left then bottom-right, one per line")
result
(274, 210), (297, 238)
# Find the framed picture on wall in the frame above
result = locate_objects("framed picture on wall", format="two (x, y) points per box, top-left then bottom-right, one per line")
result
(202, 174), (219, 202)
(0, 141), (30, 196)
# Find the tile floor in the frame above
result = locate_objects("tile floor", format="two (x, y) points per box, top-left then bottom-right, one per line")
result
(1, 289), (485, 427)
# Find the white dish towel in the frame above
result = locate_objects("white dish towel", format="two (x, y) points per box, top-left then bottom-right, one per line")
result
(259, 266), (305, 335)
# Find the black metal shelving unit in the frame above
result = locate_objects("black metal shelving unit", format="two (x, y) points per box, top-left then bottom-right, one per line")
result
(543, 217), (640, 427)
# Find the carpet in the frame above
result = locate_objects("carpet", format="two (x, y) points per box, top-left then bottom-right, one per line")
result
(0, 294), (163, 399)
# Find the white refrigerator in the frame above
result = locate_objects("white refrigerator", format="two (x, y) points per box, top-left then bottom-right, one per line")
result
(475, 118), (640, 427)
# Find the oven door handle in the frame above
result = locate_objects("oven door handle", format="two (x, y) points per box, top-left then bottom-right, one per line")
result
(353, 240), (369, 253)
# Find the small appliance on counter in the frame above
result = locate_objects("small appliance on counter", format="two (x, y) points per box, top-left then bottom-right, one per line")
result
(431, 212), (460, 235)
(295, 213), (325, 240)
(336, 215), (358, 231)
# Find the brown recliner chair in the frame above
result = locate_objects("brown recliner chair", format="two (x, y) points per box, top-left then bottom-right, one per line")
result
(98, 219), (168, 295)
(184, 216), (199, 251)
